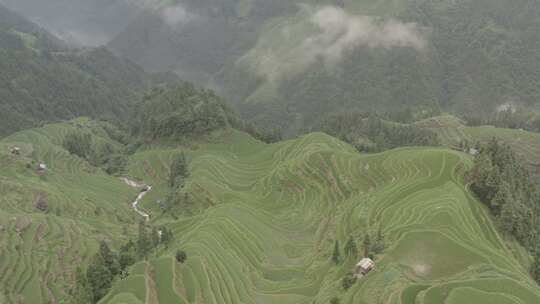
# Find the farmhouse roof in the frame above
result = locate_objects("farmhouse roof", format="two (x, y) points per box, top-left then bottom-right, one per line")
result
(356, 258), (375, 269)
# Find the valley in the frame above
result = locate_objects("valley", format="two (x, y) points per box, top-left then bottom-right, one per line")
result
(1, 1), (540, 303)
(1, 119), (539, 303)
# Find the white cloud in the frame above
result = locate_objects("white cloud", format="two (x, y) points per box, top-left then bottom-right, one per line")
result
(133, 1), (197, 28)
(304, 6), (426, 63)
(246, 6), (427, 83)
(160, 4), (196, 27)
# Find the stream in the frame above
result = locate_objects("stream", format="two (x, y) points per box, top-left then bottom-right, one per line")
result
(121, 177), (152, 221)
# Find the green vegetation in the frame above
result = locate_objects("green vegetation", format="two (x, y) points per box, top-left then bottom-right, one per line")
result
(104, 128), (539, 303)
(62, 127), (129, 175)
(0, 4), (174, 138)
(0, 118), (139, 303)
(169, 152), (189, 188)
(106, 0), (540, 133)
(175, 250), (187, 264)
(417, 115), (540, 178)
(133, 84), (239, 141)
(468, 139), (540, 283)
(2, 117), (540, 303)
(332, 240), (341, 265)
(316, 112), (440, 152)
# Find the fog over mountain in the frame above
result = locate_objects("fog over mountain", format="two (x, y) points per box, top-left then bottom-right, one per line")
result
(4, 0), (540, 134)
(0, 0), (141, 46)
(2, 2), (540, 304)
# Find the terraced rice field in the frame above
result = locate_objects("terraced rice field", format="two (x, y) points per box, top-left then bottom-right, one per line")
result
(416, 115), (540, 177)
(103, 129), (540, 303)
(0, 118), (139, 303)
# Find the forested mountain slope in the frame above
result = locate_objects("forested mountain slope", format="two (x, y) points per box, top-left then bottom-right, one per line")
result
(0, 4), (164, 137)
(105, 0), (540, 133)
(417, 115), (540, 177)
(0, 0), (142, 46)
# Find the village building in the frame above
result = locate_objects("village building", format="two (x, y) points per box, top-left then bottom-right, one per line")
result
(468, 148), (479, 155)
(37, 163), (47, 172)
(10, 147), (20, 155)
(355, 258), (375, 278)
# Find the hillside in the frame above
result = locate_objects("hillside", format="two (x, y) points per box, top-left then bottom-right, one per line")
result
(1, 117), (539, 303)
(0, 0), (142, 46)
(0, 3), (165, 138)
(103, 0), (540, 133)
(417, 115), (540, 177)
(0, 118), (140, 303)
(101, 129), (540, 304)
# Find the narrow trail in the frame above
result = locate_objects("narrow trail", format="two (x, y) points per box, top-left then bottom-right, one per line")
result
(121, 177), (152, 221)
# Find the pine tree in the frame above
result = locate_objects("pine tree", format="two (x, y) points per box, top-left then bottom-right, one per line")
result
(491, 181), (512, 215)
(151, 227), (161, 251)
(532, 252), (540, 283)
(169, 152), (189, 188)
(160, 227), (174, 249)
(99, 240), (120, 276)
(175, 250), (187, 264)
(72, 267), (92, 304)
(373, 225), (385, 254)
(344, 236), (357, 258)
(86, 254), (112, 303)
(332, 240), (341, 264)
(137, 220), (151, 259)
(363, 234), (371, 257)
(119, 240), (136, 272)
(499, 202), (516, 234)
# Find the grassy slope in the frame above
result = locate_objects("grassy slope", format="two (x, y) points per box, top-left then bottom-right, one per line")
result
(0, 118), (139, 303)
(102, 128), (540, 304)
(416, 115), (540, 176)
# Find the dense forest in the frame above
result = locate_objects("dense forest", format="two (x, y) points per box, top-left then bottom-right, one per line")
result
(464, 109), (540, 132)
(132, 84), (240, 140)
(0, 3), (169, 137)
(468, 139), (540, 282)
(315, 112), (440, 152)
(218, 0), (540, 133)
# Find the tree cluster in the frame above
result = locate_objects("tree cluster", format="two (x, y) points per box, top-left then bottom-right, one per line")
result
(73, 221), (176, 303)
(341, 273), (357, 290)
(316, 112), (440, 153)
(72, 241), (124, 303)
(134, 84), (238, 140)
(0, 26), (153, 138)
(162, 153), (195, 218)
(136, 221), (174, 259)
(63, 128), (128, 174)
(467, 139), (540, 282)
(240, 122), (283, 143)
(169, 152), (189, 188)
(464, 109), (540, 133)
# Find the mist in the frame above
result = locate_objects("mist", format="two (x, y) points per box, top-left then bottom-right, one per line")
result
(160, 4), (197, 27)
(304, 6), (426, 64)
(249, 6), (427, 83)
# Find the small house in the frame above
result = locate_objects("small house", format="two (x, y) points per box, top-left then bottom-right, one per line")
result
(355, 258), (375, 278)
(37, 163), (47, 171)
(468, 148), (479, 156)
(10, 147), (20, 155)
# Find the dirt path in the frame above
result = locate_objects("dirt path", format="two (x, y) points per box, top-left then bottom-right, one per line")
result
(121, 177), (152, 221)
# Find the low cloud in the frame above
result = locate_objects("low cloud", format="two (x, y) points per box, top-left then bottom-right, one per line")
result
(246, 6), (427, 83)
(160, 5), (196, 27)
(52, 29), (110, 46)
(304, 6), (426, 63)
(135, 1), (197, 28)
